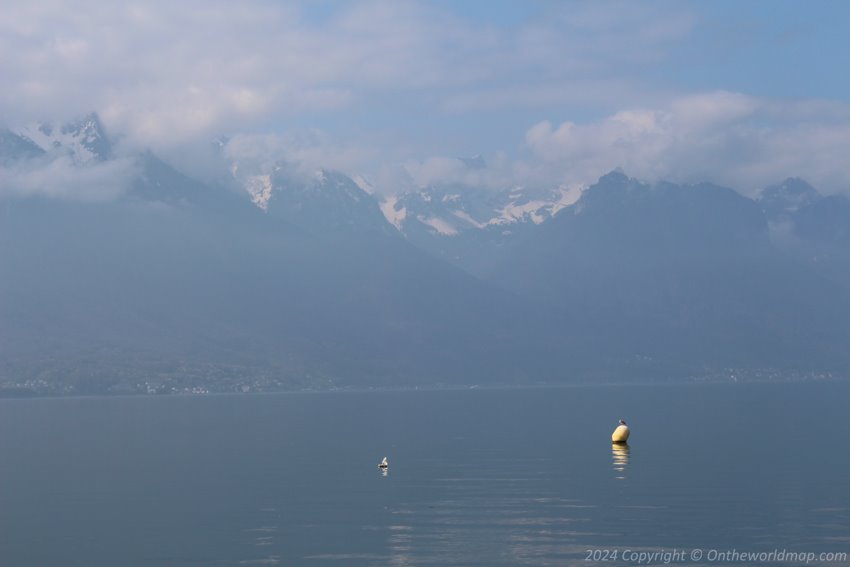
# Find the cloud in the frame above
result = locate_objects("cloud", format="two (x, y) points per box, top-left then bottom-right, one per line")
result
(0, 0), (696, 152)
(2, 1), (847, 199)
(403, 156), (470, 188)
(522, 92), (850, 195)
(210, 91), (850, 198)
(0, 156), (138, 201)
(402, 153), (516, 191)
(222, 131), (380, 179)
(8, 90), (847, 204)
(1, 1), (480, 147)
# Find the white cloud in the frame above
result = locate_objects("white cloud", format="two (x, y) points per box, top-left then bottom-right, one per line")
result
(2, 1), (847, 198)
(1, 1), (487, 146)
(223, 131), (380, 179)
(0, 157), (137, 201)
(207, 91), (850, 198)
(522, 92), (850, 195)
(5, 90), (850, 202)
(402, 152), (515, 192)
(404, 157), (469, 188)
(0, 0), (696, 152)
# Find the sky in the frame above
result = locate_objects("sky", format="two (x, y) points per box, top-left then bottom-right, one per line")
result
(2, 0), (850, 195)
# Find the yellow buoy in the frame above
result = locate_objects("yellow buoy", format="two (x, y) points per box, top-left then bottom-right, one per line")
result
(611, 419), (630, 443)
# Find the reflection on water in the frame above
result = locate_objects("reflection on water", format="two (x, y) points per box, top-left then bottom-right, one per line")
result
(612, 443), (630, 479)
(382, 490), (601, 565)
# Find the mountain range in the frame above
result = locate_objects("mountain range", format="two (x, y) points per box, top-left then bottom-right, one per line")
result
(1, 114), (848, 395)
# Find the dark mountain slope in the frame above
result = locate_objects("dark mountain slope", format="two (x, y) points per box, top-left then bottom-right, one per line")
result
(479, 172), (850, 373)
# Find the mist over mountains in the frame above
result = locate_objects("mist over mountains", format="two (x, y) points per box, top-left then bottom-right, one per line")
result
(2, 115), (849, 395)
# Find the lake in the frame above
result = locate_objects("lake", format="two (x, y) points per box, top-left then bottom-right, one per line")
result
(0, 382), (848, 566)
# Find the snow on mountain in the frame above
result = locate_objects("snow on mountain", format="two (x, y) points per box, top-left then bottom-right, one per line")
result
(418, 215), (459, 236)
(449, 208), (486, 229)
(351, 174), (376, 195)
(381, 183), (582, 238)
(225, 155), (391, 232)
(219, 149), (583, 237)
(16, 113), (111, 165)
(229, 159), (277, 211)
(378, 154), (585, 237)
(379, 194), (407, 229)
(244, 174), (273, 210)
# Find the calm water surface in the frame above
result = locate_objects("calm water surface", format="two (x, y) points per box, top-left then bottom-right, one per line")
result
(0, 382), (848, 566)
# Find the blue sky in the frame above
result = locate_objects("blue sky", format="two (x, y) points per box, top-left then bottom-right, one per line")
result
(2, 0), (850, 195)
(661, 1), (850, 99)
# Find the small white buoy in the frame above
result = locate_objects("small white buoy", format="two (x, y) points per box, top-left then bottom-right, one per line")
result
(378, 457), (388, 469)
(611, 419), (630, 443)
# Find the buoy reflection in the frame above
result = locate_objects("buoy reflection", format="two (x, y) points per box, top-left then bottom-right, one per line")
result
(612, 443), (630, 480)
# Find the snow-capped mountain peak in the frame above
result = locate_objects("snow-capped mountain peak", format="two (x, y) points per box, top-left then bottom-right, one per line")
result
(17, 113), (111, 165)
(224, 156), (391, 232)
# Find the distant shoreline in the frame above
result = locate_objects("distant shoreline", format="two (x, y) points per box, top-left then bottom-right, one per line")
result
(1, 371), (846, 400)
